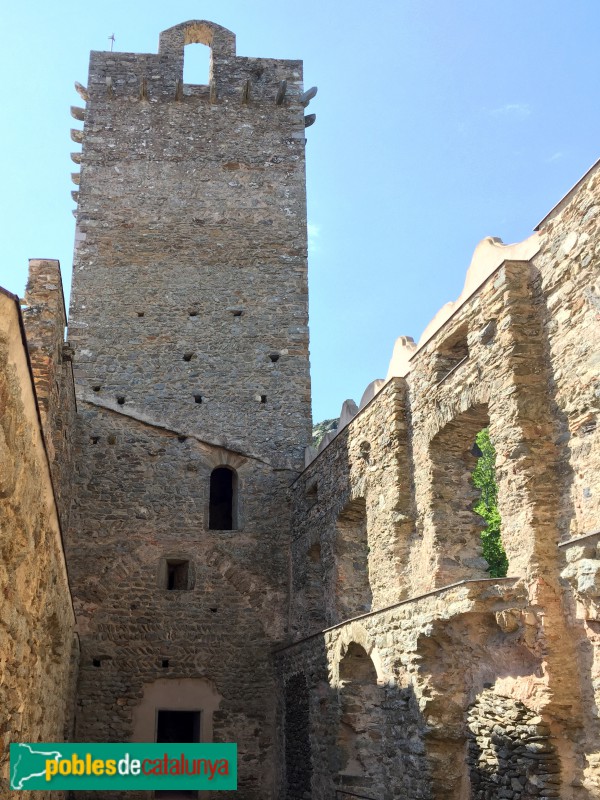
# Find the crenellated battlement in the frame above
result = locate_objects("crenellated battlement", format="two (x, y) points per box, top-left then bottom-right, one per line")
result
(82, 21), (306, 106)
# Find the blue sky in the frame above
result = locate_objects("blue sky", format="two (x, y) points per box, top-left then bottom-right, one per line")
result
(1, 1), (599, 422)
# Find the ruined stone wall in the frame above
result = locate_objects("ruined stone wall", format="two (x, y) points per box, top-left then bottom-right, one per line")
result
(68, 20), (312, 468)
(535, 163), (600, 796)
(279, 579), (540, 800)
(534, 165), (600, 540)
(289, 379), (414, 636)
(21, 258), (77, 531)
(285, 162), (600, 798)
(0, 290), (77, 799)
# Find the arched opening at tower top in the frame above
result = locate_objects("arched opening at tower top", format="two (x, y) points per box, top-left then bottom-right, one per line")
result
(183, 43), (210, 85)
(209, 467), (237, 530)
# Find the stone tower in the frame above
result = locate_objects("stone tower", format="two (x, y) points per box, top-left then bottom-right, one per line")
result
(66, 21), (313, 798)
(69, 20), (311, 464)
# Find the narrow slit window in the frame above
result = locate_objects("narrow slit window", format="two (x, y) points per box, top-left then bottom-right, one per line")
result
(209, 467), (237, 530)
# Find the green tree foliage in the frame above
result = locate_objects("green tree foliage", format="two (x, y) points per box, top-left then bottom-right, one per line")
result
(312, 418), (338, 448)
(472, 428), (508, 578)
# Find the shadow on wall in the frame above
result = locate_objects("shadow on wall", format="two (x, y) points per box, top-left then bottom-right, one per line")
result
(283, 642), (433, 800)
(281, 587), (571, 800)
(334, 643), (387, 797)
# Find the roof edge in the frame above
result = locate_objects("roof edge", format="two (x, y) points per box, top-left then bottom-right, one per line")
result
(535, 157), (600, 231)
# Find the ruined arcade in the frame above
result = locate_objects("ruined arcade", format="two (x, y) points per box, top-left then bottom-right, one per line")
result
(0, 19), (599, 800)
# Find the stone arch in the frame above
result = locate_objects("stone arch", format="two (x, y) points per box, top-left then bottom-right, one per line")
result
(332, 624), (386, 688)
(423, 381), (491, 443)
(428, 402), (507, 585)
(131, 677), (222, 743)
(334, 639), (386, 796)
(159, 20), (236, 59)
(334, 496), (372, 621)
(198, 443), (247, 472)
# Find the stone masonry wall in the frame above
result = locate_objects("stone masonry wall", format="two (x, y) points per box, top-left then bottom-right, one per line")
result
(0, 290), (77, 800)
(68, 403), (293, 800)
(22, 258), (77, 532)
(534, 166), (599, 540)
(65, 23), (314, 799)
(279, 579), (537, 800)
(289, 379), (414, 637)
(284, 673), (312, 800)
(284, 162), (599, 797)
(467, 690), (560, 799)
(536, 163), (600, 796)
(68, 20), (312, 469)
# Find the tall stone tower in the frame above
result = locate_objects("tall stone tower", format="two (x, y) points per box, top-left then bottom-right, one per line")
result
(66, 21), (313, 798)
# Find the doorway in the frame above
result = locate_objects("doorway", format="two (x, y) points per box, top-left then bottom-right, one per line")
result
(156, 709), (200, 743)
(155, 710), (200, 799)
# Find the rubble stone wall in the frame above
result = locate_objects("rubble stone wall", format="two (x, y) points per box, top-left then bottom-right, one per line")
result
(1, 19), (597, 800)
(284, 673), (312, 800)
(22, 258), (77, 531)
(64, 23), (314, 800)
(278, 579), (535, 800)
(68, 20), (312, 469)
(68, 404), (292, 800)
(0, 291), (77, 799)
(467, 690), (560, 800)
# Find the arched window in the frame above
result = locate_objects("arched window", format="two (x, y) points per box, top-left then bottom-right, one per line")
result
(209, 467), (237, 530)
